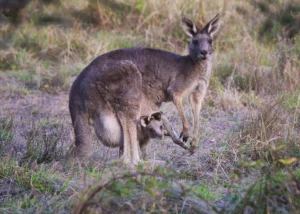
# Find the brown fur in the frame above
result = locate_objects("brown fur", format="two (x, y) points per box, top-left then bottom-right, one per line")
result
(69, 15), (220, 166)
(119, 112), (178, 161)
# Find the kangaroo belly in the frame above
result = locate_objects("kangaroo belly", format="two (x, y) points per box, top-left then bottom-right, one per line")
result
(93, 114), (122, 147)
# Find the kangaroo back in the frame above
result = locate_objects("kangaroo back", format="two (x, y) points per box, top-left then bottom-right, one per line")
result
(69, 14), (220, 166)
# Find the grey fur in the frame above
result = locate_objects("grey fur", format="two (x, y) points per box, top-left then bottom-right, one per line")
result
(69, 14), (220, 166)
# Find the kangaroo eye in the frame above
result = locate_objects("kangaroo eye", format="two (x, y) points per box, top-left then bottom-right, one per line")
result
(192, 40), (198, 45)
(208, 39), (213, 44)
(160, 125), (163, 130)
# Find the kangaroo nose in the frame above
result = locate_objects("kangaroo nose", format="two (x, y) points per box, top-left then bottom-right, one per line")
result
(156, 132), (163, 139)
(200, 50), (208, 56)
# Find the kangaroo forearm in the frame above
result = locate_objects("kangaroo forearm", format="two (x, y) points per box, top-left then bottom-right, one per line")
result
(160, 114), (190, 150)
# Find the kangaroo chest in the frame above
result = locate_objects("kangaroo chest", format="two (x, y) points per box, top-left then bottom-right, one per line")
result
(182, 59), (212, 96)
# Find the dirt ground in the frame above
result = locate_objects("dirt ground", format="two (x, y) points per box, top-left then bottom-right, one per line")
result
(0, 81), (247, 179)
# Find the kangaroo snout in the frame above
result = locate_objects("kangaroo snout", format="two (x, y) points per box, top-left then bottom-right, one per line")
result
(198, 50), (208, 60)
(155, 132), (163, 139)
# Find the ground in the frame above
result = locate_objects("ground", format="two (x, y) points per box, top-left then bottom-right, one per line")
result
(0, 0), (299, 213)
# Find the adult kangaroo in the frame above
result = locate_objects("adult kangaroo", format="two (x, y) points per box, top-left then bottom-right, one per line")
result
(69, 14), (220, 166)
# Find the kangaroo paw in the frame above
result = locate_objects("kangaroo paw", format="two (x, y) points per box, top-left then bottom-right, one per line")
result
(179, 131), (189, 143)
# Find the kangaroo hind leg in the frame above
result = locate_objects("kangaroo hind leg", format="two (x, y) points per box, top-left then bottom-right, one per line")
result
(117, 114), (140, 167)
(72, 111), (93, 163)
(189, 85), (207, 150)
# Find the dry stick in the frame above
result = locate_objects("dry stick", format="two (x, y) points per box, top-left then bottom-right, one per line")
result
(73, 172), (157, 214)
(180, 198), (187, 214)
(73, 170), (213, 214)
(222, 0), (228, 17)
(198, 0), (205, 28)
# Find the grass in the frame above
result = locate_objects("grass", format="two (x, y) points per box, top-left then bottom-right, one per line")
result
(0, 0), (299, 213)
(0, 159), (75, 213)
(0, 117), (13, 143)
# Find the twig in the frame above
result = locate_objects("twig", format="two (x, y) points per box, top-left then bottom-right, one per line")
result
(73, 172), (158, 214)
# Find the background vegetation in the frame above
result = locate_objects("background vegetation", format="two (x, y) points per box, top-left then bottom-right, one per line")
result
(0, 0), (299, 213)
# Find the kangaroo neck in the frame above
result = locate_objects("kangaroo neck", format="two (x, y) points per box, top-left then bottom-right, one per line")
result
(185, 54), (213, 81)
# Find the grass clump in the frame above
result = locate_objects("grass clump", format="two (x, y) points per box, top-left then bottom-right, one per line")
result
(223, 96), (300, 213)
(0, 117), (13, 143)
(19, 120), (68, 166)
(223, 165), (300, 213)
(74, 168), (216, 214)
(0, 159), (74, 213)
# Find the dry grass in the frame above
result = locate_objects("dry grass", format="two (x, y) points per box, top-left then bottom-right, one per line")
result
(0, 0), (299, 213)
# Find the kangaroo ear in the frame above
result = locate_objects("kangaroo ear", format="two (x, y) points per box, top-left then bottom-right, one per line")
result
(202, 14), (220, 37)
(140, 116), (150, 127)
(182, 17), (197, 37)
(151, 112), (162, 121)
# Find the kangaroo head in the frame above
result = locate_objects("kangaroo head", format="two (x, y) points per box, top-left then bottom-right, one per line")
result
(140, 112), (164, 139)
(182, 14), (220, 62)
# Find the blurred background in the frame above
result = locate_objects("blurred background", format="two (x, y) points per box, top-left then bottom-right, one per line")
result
(0, 0), (299, 213)
(0, 0), (299, 95)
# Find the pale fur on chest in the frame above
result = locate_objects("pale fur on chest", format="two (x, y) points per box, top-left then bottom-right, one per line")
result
(182, 57), (212, 97)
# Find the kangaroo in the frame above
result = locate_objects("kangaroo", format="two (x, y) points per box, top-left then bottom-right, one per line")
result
(92, 110), (171, 160)
(69, 14), (220, 166)
(69, 60), (188, 165)
(119, 111), (178, 160)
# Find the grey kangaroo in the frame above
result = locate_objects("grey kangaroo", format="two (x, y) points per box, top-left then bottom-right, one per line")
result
(92, 109), (176, 161)
(69, 60), (188, 165)
(69, 14), (220, 166)
(120, 111), (178, 160)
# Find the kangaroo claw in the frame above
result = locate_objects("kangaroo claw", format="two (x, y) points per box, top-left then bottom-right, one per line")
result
(189, 145), (196, 154)
(179, 132), (189, 143)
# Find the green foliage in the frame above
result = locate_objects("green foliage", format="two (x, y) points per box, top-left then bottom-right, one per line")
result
(224, 159), (300, 213)
(194, 184), (216, 201)
(96, 31), (137, 50)
(135, 0), (145, 13)
(75, 169), (216, 213)
(282, 90), (300, 112)
(0, 160), (51, 193)
(0, 117), (13, 144)
(0, 159), (74, 213)
(224, 97), (300, 213)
